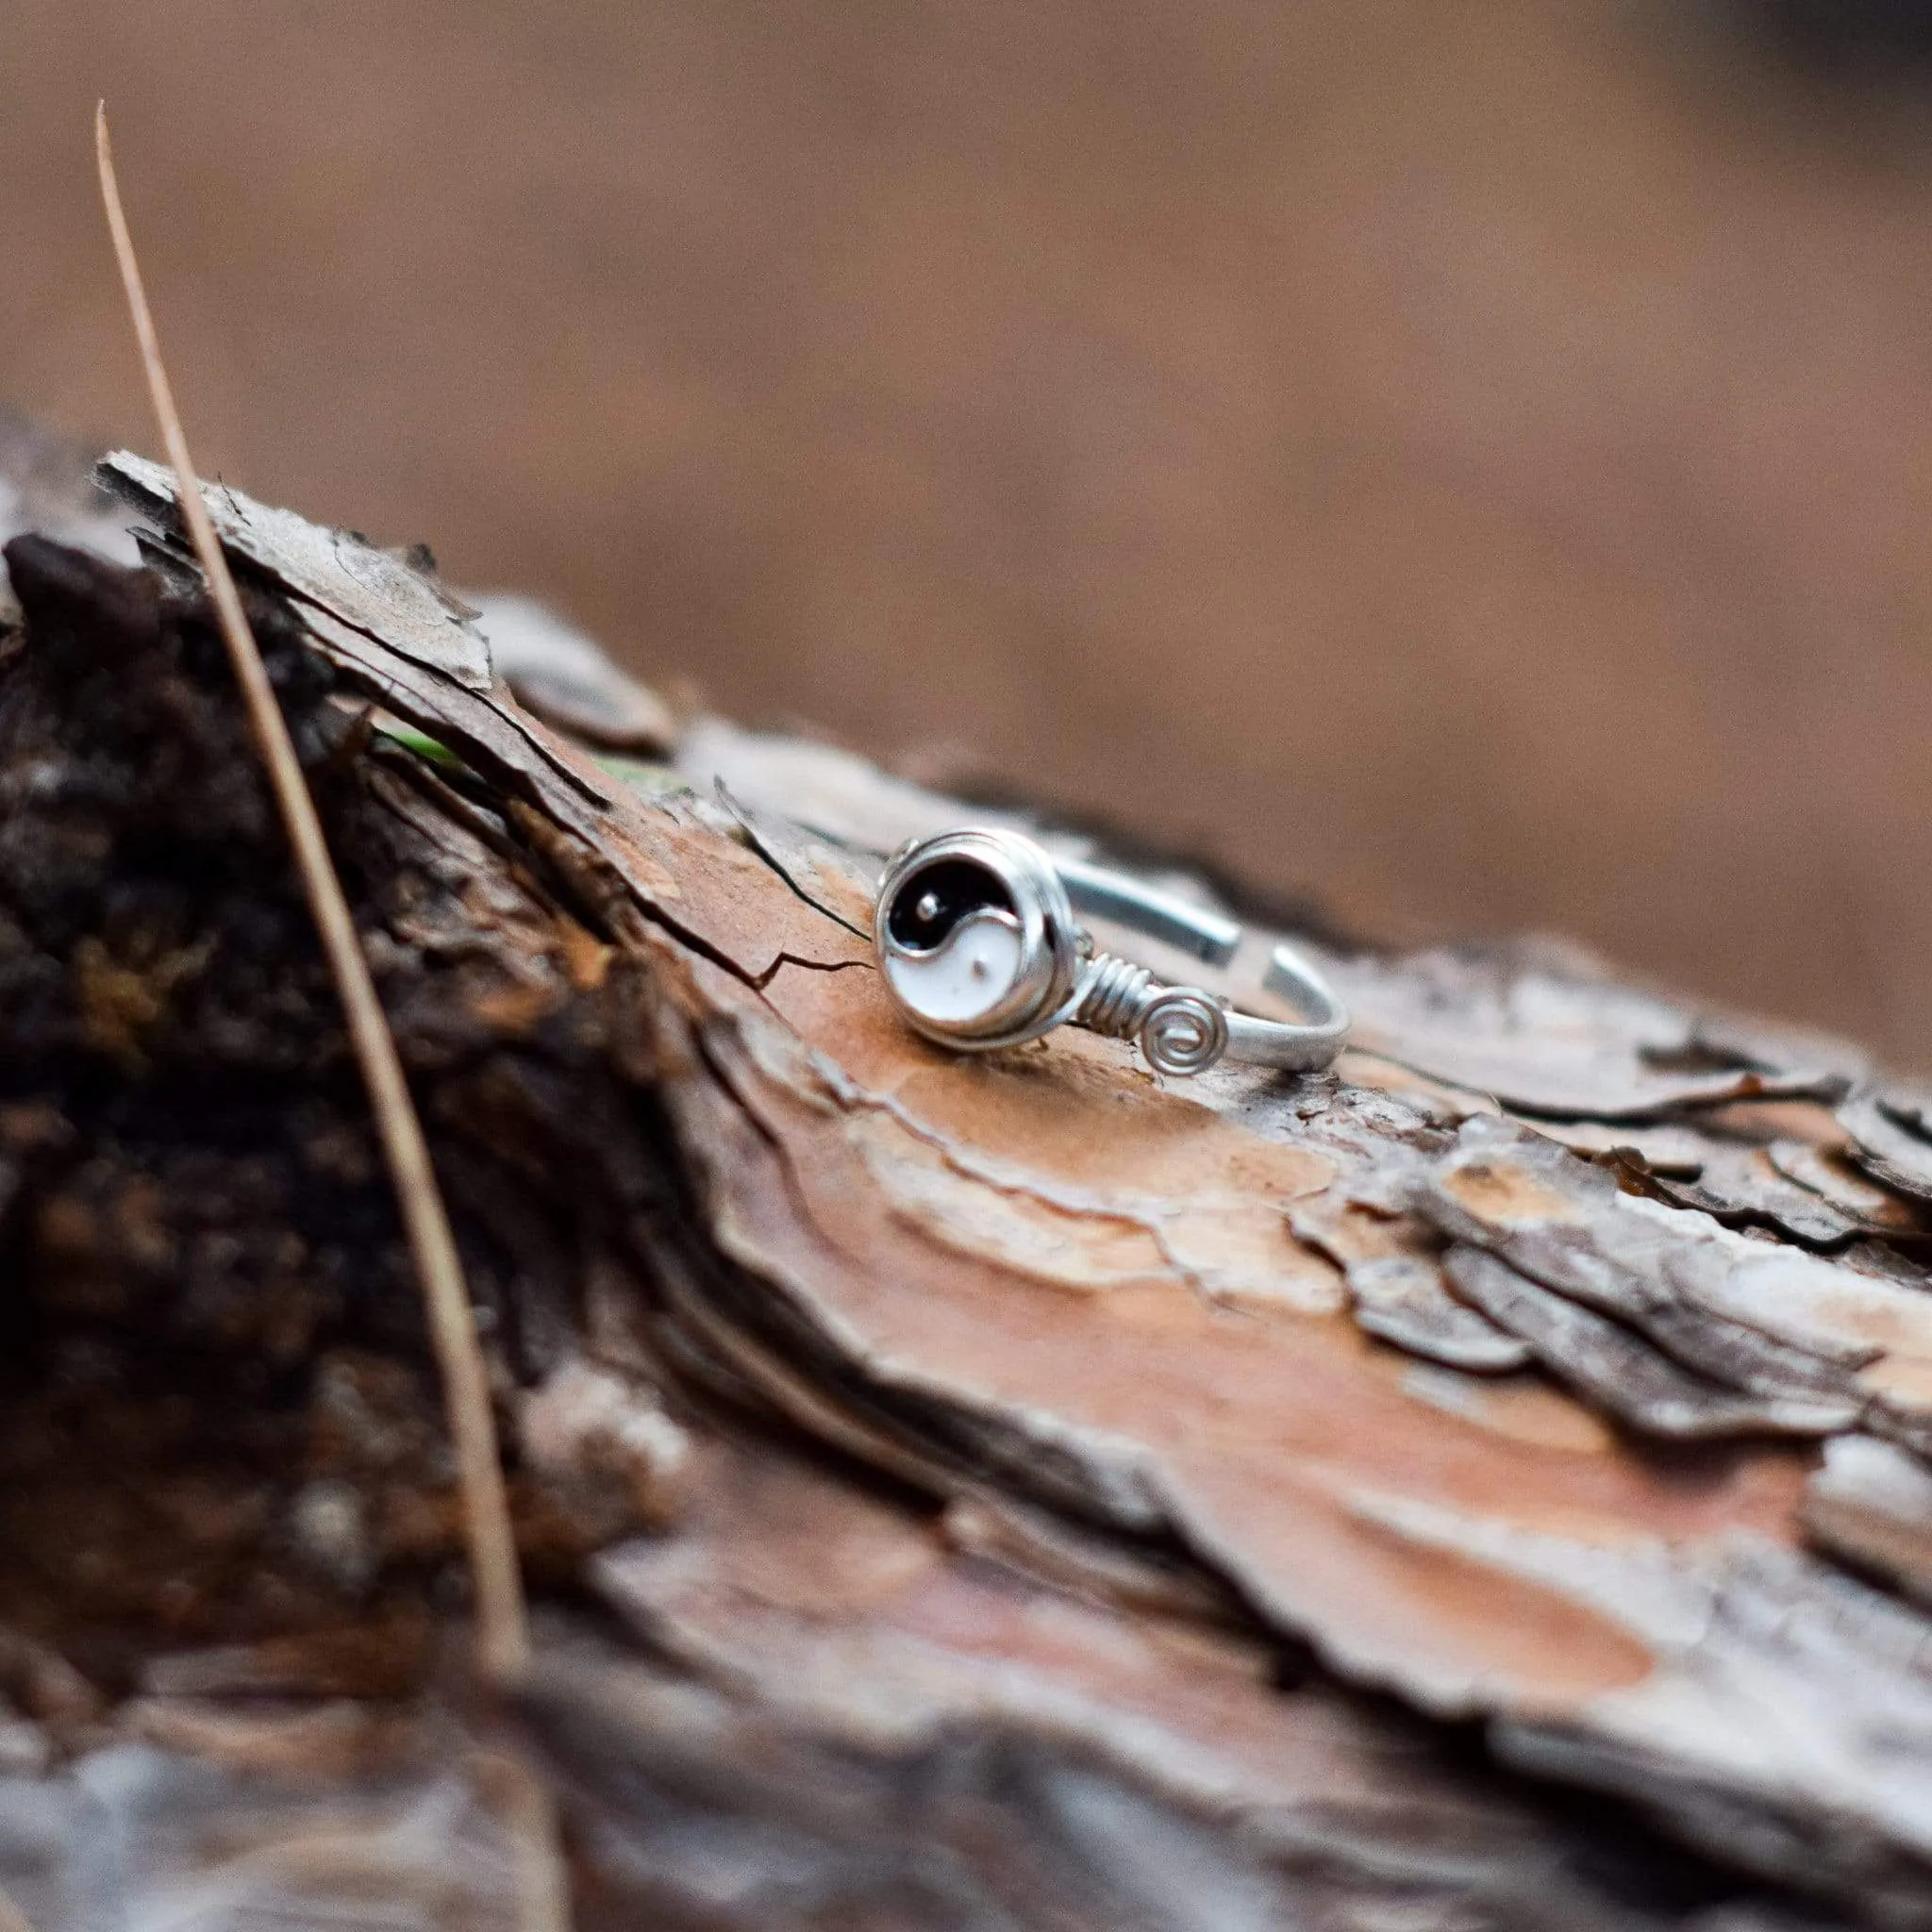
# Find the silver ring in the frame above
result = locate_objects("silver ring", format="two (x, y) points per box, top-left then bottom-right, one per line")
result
(873, 827), (1349, 1077)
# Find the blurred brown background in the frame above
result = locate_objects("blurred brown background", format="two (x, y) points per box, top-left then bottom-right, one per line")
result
(7, 1), (1932, 1059)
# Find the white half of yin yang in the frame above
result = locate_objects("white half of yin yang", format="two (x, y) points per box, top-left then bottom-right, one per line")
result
(884, 907), (1025, 1025)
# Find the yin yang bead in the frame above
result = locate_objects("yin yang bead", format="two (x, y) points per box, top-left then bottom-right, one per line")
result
(874, 829), (1080, 1051)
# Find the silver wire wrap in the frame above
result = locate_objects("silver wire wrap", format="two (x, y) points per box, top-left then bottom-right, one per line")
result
(1072, 955), (1230, 1076)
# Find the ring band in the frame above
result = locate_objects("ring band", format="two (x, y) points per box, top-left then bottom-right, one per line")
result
(873, 827), (1349, 1077)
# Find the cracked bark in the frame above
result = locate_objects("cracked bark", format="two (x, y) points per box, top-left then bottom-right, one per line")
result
(4, 445), (1932, 1925)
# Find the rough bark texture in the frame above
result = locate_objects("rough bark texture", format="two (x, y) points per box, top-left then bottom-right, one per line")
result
(7, 446), (1932, 1925)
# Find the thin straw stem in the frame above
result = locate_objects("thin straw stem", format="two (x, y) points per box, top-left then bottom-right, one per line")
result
(94, 105), (529, 1684)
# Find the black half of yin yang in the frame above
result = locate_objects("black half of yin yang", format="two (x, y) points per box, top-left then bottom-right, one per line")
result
(885, 858), (1017, 952)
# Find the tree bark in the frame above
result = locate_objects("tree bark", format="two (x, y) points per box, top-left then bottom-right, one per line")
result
(1, 443), (1931, 1926)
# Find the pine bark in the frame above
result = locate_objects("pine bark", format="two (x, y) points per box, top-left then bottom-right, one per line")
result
(0, 440), (1930, 1926)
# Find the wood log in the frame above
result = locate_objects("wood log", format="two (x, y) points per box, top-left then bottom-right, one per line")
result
(3, 440), (1932, 1925)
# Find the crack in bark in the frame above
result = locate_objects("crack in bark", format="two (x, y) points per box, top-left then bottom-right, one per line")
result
(711, 777), (873, 942)
(752, 952), (874, 992)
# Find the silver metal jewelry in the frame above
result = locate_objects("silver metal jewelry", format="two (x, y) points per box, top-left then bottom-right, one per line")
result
(873, 827), (1349, 1077)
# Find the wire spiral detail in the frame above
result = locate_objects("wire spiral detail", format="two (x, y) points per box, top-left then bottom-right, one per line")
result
(1074, 954), (1230, 1075)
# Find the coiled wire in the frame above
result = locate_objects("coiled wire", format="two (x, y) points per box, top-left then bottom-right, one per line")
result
(1074, 954), (1229, 1074)
(1074, 954), (1159, 1039)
